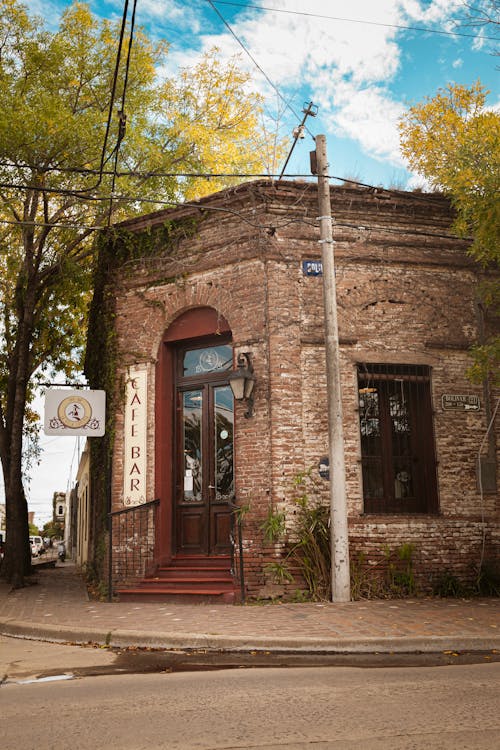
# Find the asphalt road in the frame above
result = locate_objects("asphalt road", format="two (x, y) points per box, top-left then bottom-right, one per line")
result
(1, 652), (499, 749)
(2, 634), (499, 683)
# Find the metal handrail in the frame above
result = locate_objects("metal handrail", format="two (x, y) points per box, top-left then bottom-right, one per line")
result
(110, 498), (160, 517)
(229, 500), (245, 604)
(108, 498), (160, 600)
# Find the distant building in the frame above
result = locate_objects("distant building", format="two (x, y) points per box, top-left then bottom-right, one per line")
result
(75, 443), (90, 568)
(53, 491), (66, 525)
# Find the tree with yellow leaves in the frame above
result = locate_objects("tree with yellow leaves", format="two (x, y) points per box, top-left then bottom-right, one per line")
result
(399, 81), (499, 384)
(0, 0), (284, 587)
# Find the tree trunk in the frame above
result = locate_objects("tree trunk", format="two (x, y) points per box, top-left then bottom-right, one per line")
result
(1, 474), (31, 587)
(0, 273), (37, 586)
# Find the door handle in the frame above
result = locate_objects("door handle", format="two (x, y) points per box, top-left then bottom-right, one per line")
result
(208, 485), (216, 489)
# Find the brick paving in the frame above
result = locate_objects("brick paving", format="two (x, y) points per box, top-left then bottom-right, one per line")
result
(0, 563), (498, 653)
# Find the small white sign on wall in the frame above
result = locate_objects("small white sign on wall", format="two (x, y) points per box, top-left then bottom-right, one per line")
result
(44, 389), (106, 436)
(123, 366), (148, 507)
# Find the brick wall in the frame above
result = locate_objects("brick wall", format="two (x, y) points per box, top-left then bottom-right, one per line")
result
(103, 180), (498, 597)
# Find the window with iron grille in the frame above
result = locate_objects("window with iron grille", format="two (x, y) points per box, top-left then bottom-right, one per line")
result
(357, 364), (438, 514)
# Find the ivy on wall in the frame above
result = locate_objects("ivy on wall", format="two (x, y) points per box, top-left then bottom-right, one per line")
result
(83, 217), (199, 585)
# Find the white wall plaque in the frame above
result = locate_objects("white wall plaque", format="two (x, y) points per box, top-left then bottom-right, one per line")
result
(44, 389), (106, 436)
(123, 366), (148, 507)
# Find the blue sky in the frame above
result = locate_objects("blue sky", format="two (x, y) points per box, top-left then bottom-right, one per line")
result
(8, 0), (499, 526)
(31, 0), (499, 188)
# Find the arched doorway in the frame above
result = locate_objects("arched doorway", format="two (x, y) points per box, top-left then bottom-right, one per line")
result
(156, 308), (234, 562)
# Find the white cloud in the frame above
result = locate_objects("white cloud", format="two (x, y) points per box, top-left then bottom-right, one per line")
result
(168, 1), (411, 165)
(29, 1), (476, 177)
(452, 58), (463, 68)
(400, 0), (462, 24)
(134, 0), (201, 33)
(405, 172), (433, 191)
(326, 84), (406, 165)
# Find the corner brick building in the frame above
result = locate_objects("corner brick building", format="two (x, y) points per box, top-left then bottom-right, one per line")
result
(85, 180), (499, 601)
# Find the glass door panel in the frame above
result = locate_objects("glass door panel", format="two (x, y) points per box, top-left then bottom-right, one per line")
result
(183, 345), (232, 377)
(182, 390), (202, 503)
(175, 343), (235, 555)
(214, 386), (234, 500)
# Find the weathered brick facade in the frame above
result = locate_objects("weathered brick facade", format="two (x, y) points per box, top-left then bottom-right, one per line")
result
(95, 180), (499, 598)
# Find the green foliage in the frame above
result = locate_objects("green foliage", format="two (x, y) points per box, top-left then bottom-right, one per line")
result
(82, 559), (110, 601)
(289, 471), (331, 600)
(350, 552), (385, 600)
(431, 570), (471, 598)
(28, 523), (39, 535)
(399, 81), (500, 265)
(475, 561), (500, 597)
(232, 502), (251, 523)
(260, 504), (287, 543)
(0, 0), (284, 581)
(42, 521), (63, 539)
(263, 561), (294, 585)
(467, 337), (500, 387)
(350, 545), (418, 600)
(266, 469), (332, 601)
(383, 543), (417, 596)
(399, 81), (500, 381)
(431, 561), (500, 598)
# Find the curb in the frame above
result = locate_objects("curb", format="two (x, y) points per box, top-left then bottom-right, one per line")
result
(2, 618), (500, 654)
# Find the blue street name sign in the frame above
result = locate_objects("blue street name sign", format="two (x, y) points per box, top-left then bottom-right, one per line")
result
(302, 259), (323, 276)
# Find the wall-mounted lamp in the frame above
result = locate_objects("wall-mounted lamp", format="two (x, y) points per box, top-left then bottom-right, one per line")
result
(228, 352), (255, 418)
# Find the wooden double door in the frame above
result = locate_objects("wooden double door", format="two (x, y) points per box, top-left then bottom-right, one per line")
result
(174, 341), (234, 556)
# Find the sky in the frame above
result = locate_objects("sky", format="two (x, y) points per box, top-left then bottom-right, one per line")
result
(2, 0), (498, 529)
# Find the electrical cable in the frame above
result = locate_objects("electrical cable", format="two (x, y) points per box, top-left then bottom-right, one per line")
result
(107, 0), (138, 226)
(0, 168), (448, 205)
(278, 102), (318, 181)
(71, 0), (132, 195)
(211, 1), (500, 41)
(0, 203), (471, 242)
(204, 0), (312, 136)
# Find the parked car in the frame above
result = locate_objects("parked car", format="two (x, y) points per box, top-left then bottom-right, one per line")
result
(29, 535), (44, 556)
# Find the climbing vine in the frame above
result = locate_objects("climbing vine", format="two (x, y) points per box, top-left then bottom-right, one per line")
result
(83, 217), (200, 583)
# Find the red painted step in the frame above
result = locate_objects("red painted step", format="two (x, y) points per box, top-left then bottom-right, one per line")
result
(115, 555), (237, 603)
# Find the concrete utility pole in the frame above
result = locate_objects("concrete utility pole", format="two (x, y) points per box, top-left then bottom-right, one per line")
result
(314, 134), (350, 602)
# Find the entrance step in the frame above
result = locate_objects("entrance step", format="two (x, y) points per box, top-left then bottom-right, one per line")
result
(115, 555), (237, 604)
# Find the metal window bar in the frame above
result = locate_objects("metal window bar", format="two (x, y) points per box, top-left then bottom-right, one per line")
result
(108, 498), (160, 597)
(357, 364), (437, 514)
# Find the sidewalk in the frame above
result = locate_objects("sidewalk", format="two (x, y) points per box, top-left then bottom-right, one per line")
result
(0, 563), (499, 654)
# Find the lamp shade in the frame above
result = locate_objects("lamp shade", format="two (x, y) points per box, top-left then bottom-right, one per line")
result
(228, 368), (247, 400)
(243, 374), (255, 399)
(228, 353), (255, 403)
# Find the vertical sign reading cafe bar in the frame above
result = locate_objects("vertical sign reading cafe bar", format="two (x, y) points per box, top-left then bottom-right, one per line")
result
(123, 366), (148, 506)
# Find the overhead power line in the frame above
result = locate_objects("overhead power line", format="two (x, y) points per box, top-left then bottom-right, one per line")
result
(107, 0), (138, 226)
(0, 189), (469, 243)
(75, 0), (133, 196)
(205, 0), (313, 135)
(0, 170), (445, 206)
(212, 1), (499, 41)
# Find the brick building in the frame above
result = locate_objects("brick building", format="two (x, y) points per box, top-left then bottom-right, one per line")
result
(85, 180), (499, 601)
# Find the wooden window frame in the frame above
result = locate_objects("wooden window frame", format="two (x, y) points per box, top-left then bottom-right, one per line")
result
(357, 363), (439, 515)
